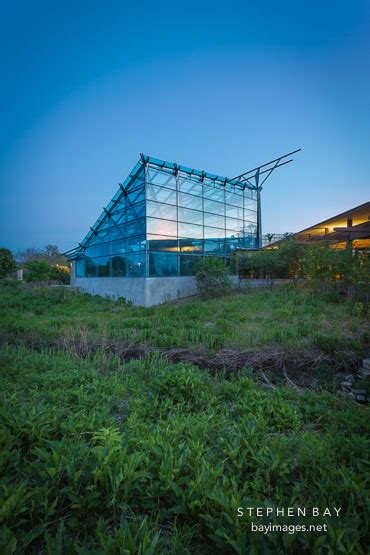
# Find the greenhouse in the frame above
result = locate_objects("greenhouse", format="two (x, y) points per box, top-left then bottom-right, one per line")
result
(67, 152), (298, 305)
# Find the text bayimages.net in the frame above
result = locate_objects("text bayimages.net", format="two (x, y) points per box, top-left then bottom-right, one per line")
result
(237, 506), (342, 535)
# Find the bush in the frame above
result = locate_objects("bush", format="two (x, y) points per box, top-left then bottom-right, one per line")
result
(24, 261), (70, 284)
(195, 257), (232, 298)
(50, 264), (71, 284)
(0, 248), (16, 278)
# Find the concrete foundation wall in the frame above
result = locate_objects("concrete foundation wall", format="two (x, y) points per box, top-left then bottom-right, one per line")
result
(71, 276), (200, 306)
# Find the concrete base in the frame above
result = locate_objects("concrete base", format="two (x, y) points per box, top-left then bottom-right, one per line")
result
(72, 276), (200, 306)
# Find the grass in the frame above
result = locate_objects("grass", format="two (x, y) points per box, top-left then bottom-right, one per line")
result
(0, 281), (369, 553)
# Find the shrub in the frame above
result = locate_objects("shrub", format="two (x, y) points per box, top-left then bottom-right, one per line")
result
(24, 261), (70, 284)
(49, 264), (71, 284)
(195, 257), (232, 298)
(0, 248), (16, 278)
(24, 260), (52, 282)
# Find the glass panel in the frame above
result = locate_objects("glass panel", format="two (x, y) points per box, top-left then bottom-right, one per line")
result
(96, 242), (110, 256)
(111, 240), (126, 255)
(147, 201), (177, 221)
(226, 229), (242, 240)
(147, 217), (177, 236)
(179, 255), (201, 276)
(225, 190), (243, 206)
(178, 207), (203, 225)
(111, 256), (127, 277)
(111, 210), (126, 226)
(126, 253), (146, 277)
(84, 245), (96, 258)
(147, 183), (176, 205)
(244, 209), (257, 222)
(127, 202), (145, 222)
(75, 258), (85, 278)
(96, 257), (110, 277)
(226, 238), (242, 255)
(126, 218), (146, 237)
(101, 217), (111, 230)
(244, 222), (257, 235)
(85, 257), (97, 277)
(178, 192), (202, 210)
(147, 235), (178, 252)
(204, 213), (224, 228)
(110, 224), (126, 241)
(178, 178), (202, 196)
(147, 168), (176, 188)
(226, 205), (243, 219)
(178, 222), (203, 239)
(203, 199), (224, 215)
(226, 218), (244, 232)
(149, 252), (178, 277)
(204, 186), (224, 202)
(126, 234), (146, 252)
(95, 228), (110, 243)
(179, 238), (203, 254)
(204, 226), (225, 239)
(244, 196), (257, 209)
(243, 234), (257, 248)
(127, 186), (145, 205)
(204, 239), (226, 255)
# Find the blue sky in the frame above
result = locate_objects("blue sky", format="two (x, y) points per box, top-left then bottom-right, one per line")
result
(1, 0), (369, 252)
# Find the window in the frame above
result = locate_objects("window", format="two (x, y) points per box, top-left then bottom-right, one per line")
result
(204, 239), (225, 255)
(147, 217), (177, 236)
(204, 227), (225, 239)
(147, 235), (178, 252)
(179, 238), (203, 254)
(178, 178), (202, 196)
(111, 256), (126, 277)
(126, 202), (145, 222)
(178, 192), (202, 210)
(204, 213), (224, 228)
(126, 253), (146, 277)
(178, 222), (203, 239)
(226, 217), (244, 232)
(147, 200), (177, 221)
(203, 199), (224, 215)
(178, 207), (202, 225)
(179, 255), (201, 276)
(204, 186), (224, 202)
(75, 258), (85, 278)
(127, 186), (145, 205)
(96, 257), (110, 277)
(126, 218), (146, 237)
(148, 168), (176, 188)
(96, 242), (110, 257)
(147, 183), (176, 205)
(149, 252), (178, 277)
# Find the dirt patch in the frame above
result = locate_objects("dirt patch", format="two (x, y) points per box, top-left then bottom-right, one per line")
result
(0, 331), (362, 390)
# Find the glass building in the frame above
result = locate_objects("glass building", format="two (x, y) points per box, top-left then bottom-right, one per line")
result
(70, 154), (258, 280)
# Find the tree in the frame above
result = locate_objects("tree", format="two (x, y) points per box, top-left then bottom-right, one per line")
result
(15, 245), (66, 265)
(0, 248), (17, 278)
(195, 257), (232, 298)
(24, 260), (52, 282)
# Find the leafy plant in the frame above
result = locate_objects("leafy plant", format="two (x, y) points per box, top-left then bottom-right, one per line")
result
(195, 257), (232, 298)
(0, 248), (16, 278)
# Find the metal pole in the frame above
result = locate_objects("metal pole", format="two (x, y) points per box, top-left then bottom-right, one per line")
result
(255, 168), (262, 249)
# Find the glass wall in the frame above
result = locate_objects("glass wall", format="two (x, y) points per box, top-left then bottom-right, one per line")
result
(74, 158), (258, 278)
(75, 165), (147, 278)
(145, 163), (257, 277)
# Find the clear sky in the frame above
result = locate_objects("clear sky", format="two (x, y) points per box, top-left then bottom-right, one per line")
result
(1, 0), (369, 252)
